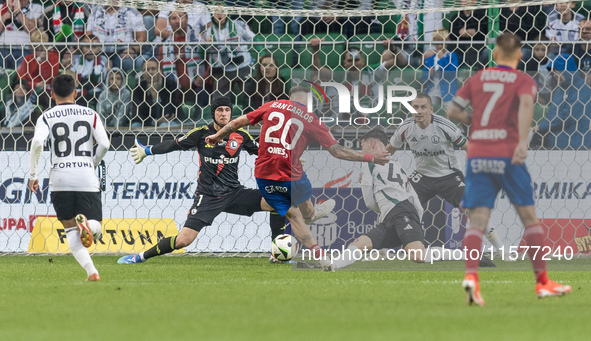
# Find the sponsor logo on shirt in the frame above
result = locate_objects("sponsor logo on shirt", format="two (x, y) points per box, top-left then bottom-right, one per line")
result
(264, 185), (288, 194)
(470, 159), (506, 174)
(471, 129), (508, 140)
(203, 156), (238, 164)
(412, 149), (446, 157)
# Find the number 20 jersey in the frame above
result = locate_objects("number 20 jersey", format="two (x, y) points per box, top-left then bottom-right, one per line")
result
(246, 100), (338, 181)
(453, 66), (537, 159)
(36, 104), (108, 192)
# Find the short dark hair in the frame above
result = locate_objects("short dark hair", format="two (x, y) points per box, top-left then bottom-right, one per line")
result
(144, 57), (160, 67)
(14, 79), (31, 93)
(52, 74), (76, 98)
(80, 34), (99, 42)
(412, 92), (433, 105)
(290, 86), (309, 96)
(361, 128), (388, 146)
(496, 32), (522, 58)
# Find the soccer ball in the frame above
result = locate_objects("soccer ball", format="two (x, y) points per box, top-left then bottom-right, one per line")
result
(89, 224), (102, 242)
(271, 234), (298, 261)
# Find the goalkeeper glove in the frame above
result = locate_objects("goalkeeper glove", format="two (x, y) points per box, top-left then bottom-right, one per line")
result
(130, 139), (152, 164)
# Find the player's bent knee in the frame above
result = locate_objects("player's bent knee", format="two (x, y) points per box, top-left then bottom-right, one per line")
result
(175, 228), (199, 248)
(351, 235), (373, 251)
(260, 198), (274, 212)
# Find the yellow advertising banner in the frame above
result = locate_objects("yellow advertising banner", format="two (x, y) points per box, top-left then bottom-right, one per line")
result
(27, 217), (184, 254)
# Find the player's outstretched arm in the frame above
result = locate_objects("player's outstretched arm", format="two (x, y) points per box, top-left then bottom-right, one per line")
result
(385, 143), (397, 154)
(512, 94), (535, 165)
(206, 115), (251, 145)
(130, 137), (187, 164)
(326, 144), (390, 165)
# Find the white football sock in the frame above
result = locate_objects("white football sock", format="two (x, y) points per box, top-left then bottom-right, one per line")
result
(484, 224), (504, 250)
(331, 245), (359, 269)
(65, 227), (98, 276)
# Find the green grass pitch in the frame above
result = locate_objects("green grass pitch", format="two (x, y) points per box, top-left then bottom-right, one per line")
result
(0, 256), (588, 341)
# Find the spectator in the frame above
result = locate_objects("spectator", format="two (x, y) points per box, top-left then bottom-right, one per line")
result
(500, 4), (545, 42)
(269, 0), (302, 36)
(154, 0), (210, 41)
(449, 1), (489, 69)
(300, 1), (376, 38)
(97, 68), (131, 128)
(535, 53), (591, 149)
(59, 46), (75, 72)
(47, 1), (86, 42)
(18, 30), (60, 91)
(499, 3), (546, 60)
(390, 0), (421, 67)
(312, 38), (399, 122)
(203, 2), (254, 97)
(574, 19), (591, 73)
(72, 34), (109, 108)
(299, 7), (342, 37)
(420, 0), (445, 52)
(422, 28), (459, 105)
(157, 11), (210, 107)
(2, 80), (39, 127)
(545, 1), (584, 54)
(244, 54), (288, 112)
(86, 5), (147, 71)
(521, 35), (552, 104)
(132, 58), (184, 127)
(0, 0), (42, 68)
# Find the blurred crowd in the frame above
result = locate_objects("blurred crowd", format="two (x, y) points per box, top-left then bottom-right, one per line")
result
(1, 0), (591, 149)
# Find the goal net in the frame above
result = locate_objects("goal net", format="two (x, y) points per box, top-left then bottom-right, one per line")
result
(1, 0), (591, 263)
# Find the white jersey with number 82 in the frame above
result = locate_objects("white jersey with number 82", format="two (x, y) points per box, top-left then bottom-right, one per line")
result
(33, 104), (109, 192)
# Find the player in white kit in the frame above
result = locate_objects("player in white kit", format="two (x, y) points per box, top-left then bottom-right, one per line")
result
(28, 74), (110, 281)
(331, 129), (427, 270)
(386, 93), (505, 254)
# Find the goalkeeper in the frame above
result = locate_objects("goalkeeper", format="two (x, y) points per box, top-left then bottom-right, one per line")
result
(117, 97), (328, 264)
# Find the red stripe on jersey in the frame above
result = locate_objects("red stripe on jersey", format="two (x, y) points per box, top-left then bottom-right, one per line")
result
(324, 171), (353, 188)
(226, 132), (243, 157)
(401, 128), (408, 143)
(216, 163), (224, 175)
(93, 113), (97, 129)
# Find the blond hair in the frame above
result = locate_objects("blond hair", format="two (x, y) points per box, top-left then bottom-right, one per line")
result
(30, 30), (49, 44)
(432, 28), (449, 41)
